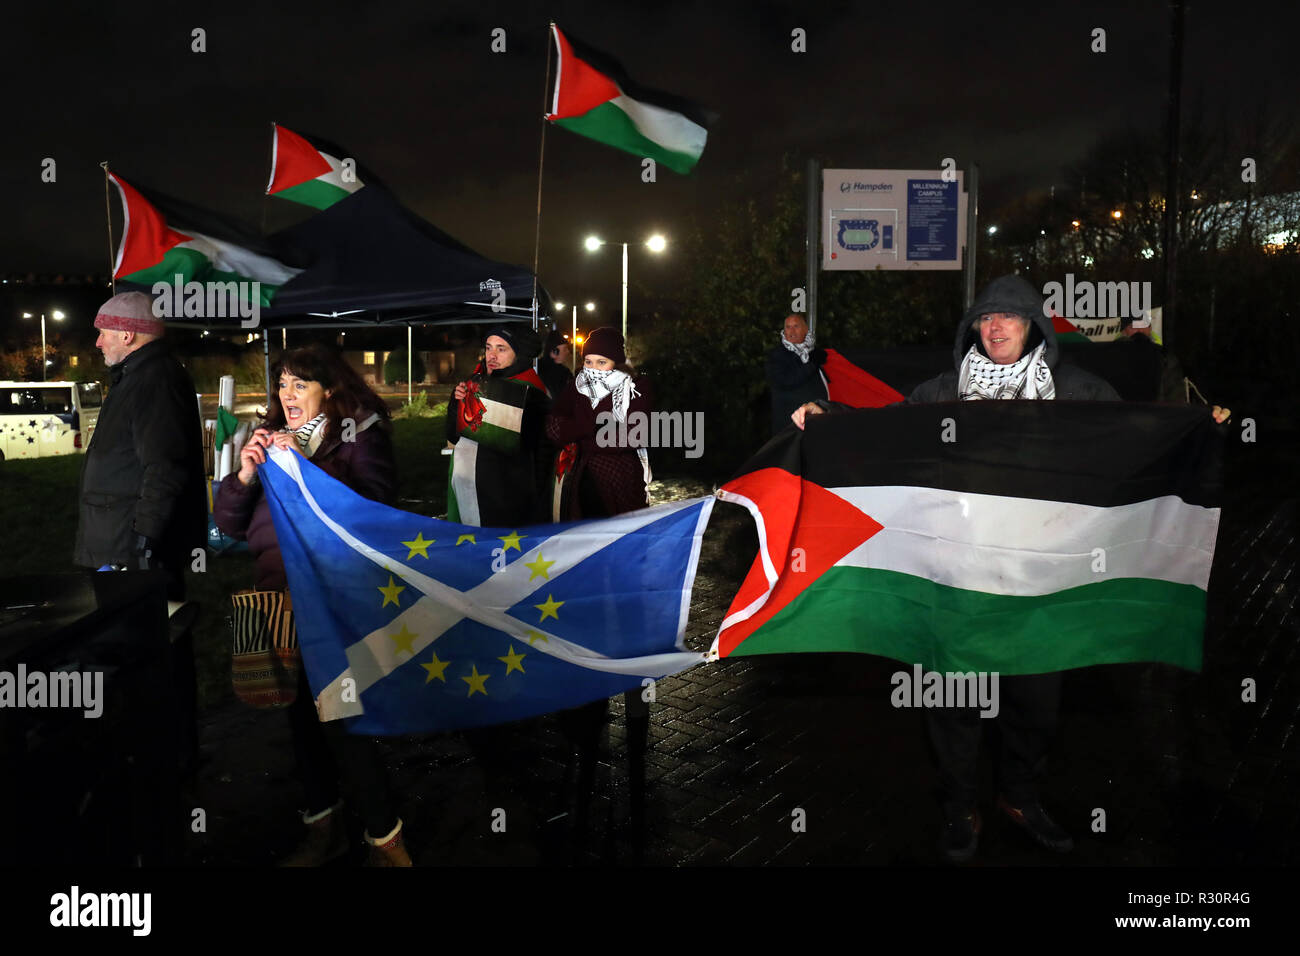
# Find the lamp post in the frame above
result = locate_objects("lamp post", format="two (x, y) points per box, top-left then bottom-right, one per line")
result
(583, 234), (667, 340)
(21, 310), (65, 381)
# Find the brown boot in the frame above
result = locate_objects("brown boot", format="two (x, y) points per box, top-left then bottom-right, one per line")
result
(278, 802), (349, 867)
(364, 818), (413, 867)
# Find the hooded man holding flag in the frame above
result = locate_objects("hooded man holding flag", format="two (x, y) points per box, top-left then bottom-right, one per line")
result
(797, 276), (1116, 862)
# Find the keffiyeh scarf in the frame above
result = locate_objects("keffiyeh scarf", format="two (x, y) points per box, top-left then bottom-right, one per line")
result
(958, 342), (1056, 401)
(780, 328), (817, 364)
(575, 368), (639, 422)
(288, 412), (326, 456)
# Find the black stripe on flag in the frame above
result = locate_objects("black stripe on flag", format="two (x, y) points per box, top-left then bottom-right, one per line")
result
(737, 402), (1222, 509)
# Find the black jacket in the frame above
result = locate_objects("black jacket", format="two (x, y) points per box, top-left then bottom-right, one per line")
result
(908, 275), (1120, 403)
(74, 339), (208, 579)
(537, 357), (574, 402)
(767, 341), (828, 433)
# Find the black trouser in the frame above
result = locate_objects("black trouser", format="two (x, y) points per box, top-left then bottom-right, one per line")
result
(925, 671), (1062, 811)
(287, 669), (398, 838)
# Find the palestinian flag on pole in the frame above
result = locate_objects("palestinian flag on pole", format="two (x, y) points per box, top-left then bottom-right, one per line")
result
(266, 124), (366, 210)
(110, 173), (303, 308)
(545, 23), (712, 175)
(713, 402), (1222, 674)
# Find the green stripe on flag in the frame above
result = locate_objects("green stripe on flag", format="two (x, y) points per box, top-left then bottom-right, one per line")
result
(274, 178), (353, 210)
(731, 567), (1206, 674)
(120, 247), (281, 307)
(556, 102), (702, 175)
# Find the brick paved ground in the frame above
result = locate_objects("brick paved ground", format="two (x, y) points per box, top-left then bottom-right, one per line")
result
(187, 467), (1300, 867)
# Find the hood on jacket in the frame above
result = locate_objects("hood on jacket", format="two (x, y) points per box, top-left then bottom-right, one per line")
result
(951, 274), (1058, 372)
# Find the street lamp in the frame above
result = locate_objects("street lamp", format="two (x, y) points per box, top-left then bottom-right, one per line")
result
(21, 309), (65, 381)
(582, 234), (667, 339)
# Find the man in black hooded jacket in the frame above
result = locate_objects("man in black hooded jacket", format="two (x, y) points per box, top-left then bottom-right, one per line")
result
(796, 275), (1118, 862)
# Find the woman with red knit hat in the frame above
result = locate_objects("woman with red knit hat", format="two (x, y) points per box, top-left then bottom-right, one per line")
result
(544, 326), (653, 521)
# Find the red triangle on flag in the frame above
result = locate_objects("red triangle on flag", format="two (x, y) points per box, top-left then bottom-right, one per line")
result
(717, 468), (883, 657)
(1051, 312), (1081, 336)
(110, 174), (193, 279)
(267, 124), (333, 194)
(547, 25), (621, 119)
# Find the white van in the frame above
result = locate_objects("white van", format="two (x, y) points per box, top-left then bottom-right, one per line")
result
(0, 381), (103, 461)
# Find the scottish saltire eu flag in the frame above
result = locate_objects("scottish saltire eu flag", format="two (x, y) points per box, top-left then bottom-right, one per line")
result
(257, 446), (714, 734)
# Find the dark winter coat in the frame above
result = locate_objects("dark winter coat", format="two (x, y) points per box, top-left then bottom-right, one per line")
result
(73, 339), (207, 587)
(907, 275), (1121, 403)
(445, 360), (551, 527)
(767, 341), (828, 433)
(537, 357), (574, 403)
(214, 415), (396, 591)
(545, 375), (653, 520)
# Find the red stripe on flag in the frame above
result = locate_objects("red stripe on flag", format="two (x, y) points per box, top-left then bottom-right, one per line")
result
(110, 174), (193, 279)
(823, 349), (905, 407)
(267, 124), (333, 194)
(547, 25), (621, 119)
(717, 469), (883, 657)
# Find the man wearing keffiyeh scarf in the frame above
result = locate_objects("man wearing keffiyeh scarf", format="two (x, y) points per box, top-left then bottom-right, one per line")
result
(767, 313), (828, 435)
(793, 274), (1121, 865)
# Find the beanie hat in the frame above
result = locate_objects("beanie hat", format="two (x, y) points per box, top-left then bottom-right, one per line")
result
(582, 326), (625, 364)
(484, 324), (541, 361)
(94, 291), (165, 335)
(542, 329), (568, 355)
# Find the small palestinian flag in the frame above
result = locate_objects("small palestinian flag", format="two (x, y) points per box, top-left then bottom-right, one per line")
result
(546, 23), (712, 175)
(455, 369), (547, 454)
(1051, 313), (1092, 344)
(110, 173), (302, 308)
(266, 124), (366, 210)
(714, 401), (1222, 675)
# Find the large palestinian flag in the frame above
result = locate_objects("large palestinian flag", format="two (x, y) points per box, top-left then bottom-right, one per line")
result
(546, 24), (712, 175)
(266, 124), (366, 210)
(110, 173), (303, 308)
(713, 402), (1222, 674)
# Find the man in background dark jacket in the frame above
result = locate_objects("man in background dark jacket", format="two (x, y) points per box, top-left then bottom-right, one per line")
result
(74, 292), (207, 599)
(766, 314), (827, 435)
(537, 329), (574, 400)
(74, 290), (208, 784)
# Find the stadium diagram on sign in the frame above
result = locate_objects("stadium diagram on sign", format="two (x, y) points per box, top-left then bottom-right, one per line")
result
(829, 208), (899, 262)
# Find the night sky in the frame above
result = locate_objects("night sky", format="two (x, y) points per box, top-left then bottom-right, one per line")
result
(1, 0), (1293, 330)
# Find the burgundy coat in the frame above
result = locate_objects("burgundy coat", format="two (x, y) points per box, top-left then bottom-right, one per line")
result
(214, 419), (397, 590)
(545, 376), (653, 520)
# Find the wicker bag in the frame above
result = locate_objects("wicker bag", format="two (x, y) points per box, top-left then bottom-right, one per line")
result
(230, 589), (300, 708)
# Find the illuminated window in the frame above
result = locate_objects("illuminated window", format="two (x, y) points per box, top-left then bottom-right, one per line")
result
(69, 356), (79, 367)
(364, 351), (376, 365)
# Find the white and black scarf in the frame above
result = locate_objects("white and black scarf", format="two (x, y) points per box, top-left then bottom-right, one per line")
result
(780, 328), (817, 364)
(571, 368), (652, 496)
(958, 342), (1055, 401)
(287, 413), (326, 457)
(574, 368), (639, 422)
